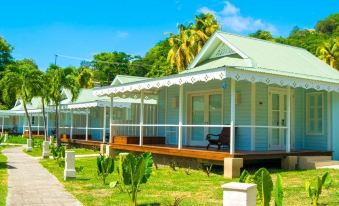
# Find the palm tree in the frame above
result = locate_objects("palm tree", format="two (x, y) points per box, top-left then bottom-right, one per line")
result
(36, 72), (50, 141)
(167, 13), (219, 72)
(0, 59), (42, 139)
(46, 65), (80, 146)
(316, 38), (339, 70)
(77, 66), (94, 88)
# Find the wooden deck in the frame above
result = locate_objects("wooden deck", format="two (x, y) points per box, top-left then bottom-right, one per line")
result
(69, 139), (332, 162)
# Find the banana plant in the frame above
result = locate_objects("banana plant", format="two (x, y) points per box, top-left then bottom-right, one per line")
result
(96, 154), (114, 184)
(111, 152), (153, 206)
(305, 171), (332, 206)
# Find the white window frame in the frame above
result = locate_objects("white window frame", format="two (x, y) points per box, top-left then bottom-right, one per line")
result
(306, 92), (324, 135)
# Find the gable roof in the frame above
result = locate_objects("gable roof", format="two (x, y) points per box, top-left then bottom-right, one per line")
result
(186, 31), (339, 83)
(111, 75), (151, 86)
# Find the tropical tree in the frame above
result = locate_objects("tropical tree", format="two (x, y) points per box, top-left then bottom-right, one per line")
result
(167, 13), (219, 72)
(249, 30), (274, 41)
(0, 59), (42, 139)
(77, 66), (94, 88)
(316, 38), (339, 70)
(35, 71), (50, 141)
(0, 36), (14, 109)
(46, 65), (80, 146)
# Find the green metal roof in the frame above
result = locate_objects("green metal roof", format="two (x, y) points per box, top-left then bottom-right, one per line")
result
(111, 75), (151, 86)
(185, 31), (339, 83)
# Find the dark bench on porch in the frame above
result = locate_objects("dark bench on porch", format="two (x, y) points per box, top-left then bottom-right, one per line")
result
(206, 127), (231, 150)
(114, 136), (165, 145)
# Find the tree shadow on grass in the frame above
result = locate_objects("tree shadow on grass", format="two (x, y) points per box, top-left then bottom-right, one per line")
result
(138, 203), (160, 206)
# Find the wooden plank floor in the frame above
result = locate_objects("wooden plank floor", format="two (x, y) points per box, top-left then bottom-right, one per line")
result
(68, 140), (332, 161)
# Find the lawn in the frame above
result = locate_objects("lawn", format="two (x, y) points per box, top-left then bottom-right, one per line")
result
(5, 135), (30, 144)
(40, 156), (339, 206)
(0, 146), (9, 206)
(25, 145), (99, 157)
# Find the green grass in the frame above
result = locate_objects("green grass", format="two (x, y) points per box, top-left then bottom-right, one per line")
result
(40, 157), (339, 206)
(25, 146), (99, 157)
(5, 135), (28, 144)
(0, 146), (9, 205)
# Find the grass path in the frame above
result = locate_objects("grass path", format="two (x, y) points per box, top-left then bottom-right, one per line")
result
(40, 156), (339, 206)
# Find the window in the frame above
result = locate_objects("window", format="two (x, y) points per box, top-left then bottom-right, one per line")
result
(306, 92), (324, 135)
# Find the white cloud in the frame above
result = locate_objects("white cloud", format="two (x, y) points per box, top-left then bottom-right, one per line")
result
(115, 31), (129, 39)
(198, 1), (277, 34)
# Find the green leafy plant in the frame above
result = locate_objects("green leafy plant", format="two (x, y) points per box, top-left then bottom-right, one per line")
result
(305, 171), (332, 206)
(50, 144), (65, 167)
(239, 168), (283, 206)
(111, 152), (153, 206)
(96, 154), (114, 184)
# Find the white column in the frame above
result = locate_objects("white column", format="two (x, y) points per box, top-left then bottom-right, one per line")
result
(103, 106), (106, 143)
(286, 86), (291, 153)
(178, 85), (184, 149)
(139, 91), (144, 146)
(109, 96), (113, 143)
(230, 79), (236, 154)
(85, 109), (89, 141)
(70, 111), (73, 140)
(1, 116), (4, 134)
(327, 92), (332, 151)
(250, 82), (256, 151)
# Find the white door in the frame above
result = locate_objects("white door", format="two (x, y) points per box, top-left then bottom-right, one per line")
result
(268, 89), (287, 150)
(189, 92), (222, 146)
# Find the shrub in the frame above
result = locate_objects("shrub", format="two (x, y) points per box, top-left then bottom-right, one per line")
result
(305, 171), (332, 206)
(96, 154), (114, 184)
(111, 152), (153, 206)
(239, 168), (283, 206)
(50, 144), (65, 167)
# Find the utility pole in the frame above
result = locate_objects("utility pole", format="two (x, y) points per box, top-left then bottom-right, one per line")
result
(54, 54), (58, 65)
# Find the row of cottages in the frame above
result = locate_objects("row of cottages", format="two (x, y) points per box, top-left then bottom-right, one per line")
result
(93, 32), (339, 178)
(0, 79), (156, 142)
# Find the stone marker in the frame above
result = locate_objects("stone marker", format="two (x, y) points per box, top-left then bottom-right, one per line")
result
(26, 139), (32, 152)
(64, 151), (76, 180)
(222, 182), (256, 206)
(49, 136), (54, 145)
(42, 141), (50, 158)
(100, 144), (106, 155)
(105, 144), (114, 157)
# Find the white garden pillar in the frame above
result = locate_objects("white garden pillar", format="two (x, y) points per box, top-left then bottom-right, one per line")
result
(85, 109), (89, 141)
(139, 91), (144, 146)
(230, 79), (236, 154)
(49, 135), (54, 145)
(26, 139), (32, 152)
(222, 182), (257, 206)
(109, 96), (114, 143)
(70, 111), (73, 140)
(42, 141), (50, 158)
(4, 133), (8, 142)
(286, 86), (291, 153)
(64, 151), (76, 180)
(178, 85), (184, 149)
(103, 106), (106, 143)
(2, 115), (4, 134)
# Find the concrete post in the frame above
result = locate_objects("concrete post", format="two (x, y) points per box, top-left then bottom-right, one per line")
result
(222, 182), (257, 206)
(26, 139), (32, 152)
(4, 133), (8, 142)
(224, 158), (243, 178)
(105, 144), (114, 157)
(281, 156), (298, 170)
(100, 144), (106, 155)
(42, 141), (50, 159)
(49, 136), (54, 145)
(64, 151), (76, 180)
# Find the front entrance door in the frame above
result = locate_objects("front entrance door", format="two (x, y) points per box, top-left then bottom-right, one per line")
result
(189, 92), (222, 146)
(268, 89), (287, 150)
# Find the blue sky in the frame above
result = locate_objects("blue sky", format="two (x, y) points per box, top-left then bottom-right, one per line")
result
(0, 0), (337, 69)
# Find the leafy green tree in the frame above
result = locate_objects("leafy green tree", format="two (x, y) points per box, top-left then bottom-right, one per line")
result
(249, 30), (274, 41)
(92, 52), (132, 86)
(77, 66), (94, 88)
(316, 13), (339, 35)
(316, 38), (339, 70)
(0, 36), (14, 109)
(0, 59), (42, 139)
(46, 65), (80, 146)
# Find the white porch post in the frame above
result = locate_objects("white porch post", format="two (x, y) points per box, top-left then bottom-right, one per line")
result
(139, 91), (144, 146)
(286, 86), (291, 153)
(178, 85), (183, 149)
(230, 79), (236, 154)
(109, 96), (114, 143)
(2, 116), (4, 134)
(70, 111), (73, 140)
(103, 106), (106, 143)
(327, 92), (332, 151)
(85, 109), (89, 141)
(251, 82), (256, 151)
